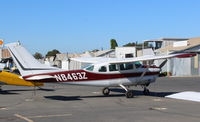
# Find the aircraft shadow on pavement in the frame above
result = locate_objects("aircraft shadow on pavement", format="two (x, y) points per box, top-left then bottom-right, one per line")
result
(0, 89), (39, 95)
(0, 90), (20, 95)
(43, 88), (177, 101)
(110, 88), (177, 97)
(44, 96), (82, 101)
(37, 87), (55, 91)
(0, 88), (55, 95)
(81, 94), (125, 99)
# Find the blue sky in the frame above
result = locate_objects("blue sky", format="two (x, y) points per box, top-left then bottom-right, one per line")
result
(0, 0), (200, 55)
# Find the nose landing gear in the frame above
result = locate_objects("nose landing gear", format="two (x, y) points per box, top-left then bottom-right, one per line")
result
(143, 87), (150, 95)
(119, 84), (134, 98)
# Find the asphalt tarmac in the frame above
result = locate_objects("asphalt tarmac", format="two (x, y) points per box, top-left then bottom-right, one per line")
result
(0, 77), (200, 122)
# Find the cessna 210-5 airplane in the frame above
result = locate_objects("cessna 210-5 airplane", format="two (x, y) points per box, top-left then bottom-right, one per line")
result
(6, 42), (196, 98)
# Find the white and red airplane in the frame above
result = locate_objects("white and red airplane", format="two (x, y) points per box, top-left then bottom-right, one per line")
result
(6, 42), (196, 98)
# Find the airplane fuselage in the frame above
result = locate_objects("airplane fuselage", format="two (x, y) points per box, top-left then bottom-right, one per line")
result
(23, 67), (160, 87)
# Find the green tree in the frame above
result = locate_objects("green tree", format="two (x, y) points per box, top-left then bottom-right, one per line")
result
(123, 42), (136, 47)
(110, 39), (118, 49)
(33, 52), (43, 59)
(46, 49), (61, 57)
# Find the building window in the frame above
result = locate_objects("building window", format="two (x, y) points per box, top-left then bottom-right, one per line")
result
(125, 53), (134, 58)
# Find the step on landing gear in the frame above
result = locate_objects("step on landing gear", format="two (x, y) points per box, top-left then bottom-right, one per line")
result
(119, 84), (134, 98)
(102, 87), (110, 96)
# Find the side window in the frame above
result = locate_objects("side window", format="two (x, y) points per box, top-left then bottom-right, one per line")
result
(126, 63), (134, 70)
(119, 64), (125, 70)
(109, 64), (118, 71)
(99, 66), (107, 72)
(119, 63), (134, 70)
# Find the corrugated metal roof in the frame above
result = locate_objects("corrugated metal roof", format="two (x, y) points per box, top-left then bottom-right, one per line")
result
(155, 37), (200, 53)
(92, 49), (114, 57)
(144, 38), (189, 42)
(2, 49), (11, 58)
(55, 53), (81, 60)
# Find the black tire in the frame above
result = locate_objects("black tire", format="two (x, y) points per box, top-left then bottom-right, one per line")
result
(125, 90), (134, 98)
(102, 87), (110, 96)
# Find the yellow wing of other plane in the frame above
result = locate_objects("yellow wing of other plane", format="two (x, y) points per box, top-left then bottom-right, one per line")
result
(0, 71), (43, 86)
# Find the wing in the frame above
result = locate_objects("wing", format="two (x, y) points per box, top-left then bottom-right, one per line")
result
(71, 57), (117, 63)
(72, 53), (196, 64)
(109, 53), (196, 64)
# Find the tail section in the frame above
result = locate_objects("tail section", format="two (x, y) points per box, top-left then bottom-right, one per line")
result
(6, 42), (60, 76)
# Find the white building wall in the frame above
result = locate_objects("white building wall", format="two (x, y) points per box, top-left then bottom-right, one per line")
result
(115, 47), (136, 58)
(61, 60), (69, 70)
(171, 58), (191, 76)
(142, 48), (155, 56)
(162, 41), (175, 48)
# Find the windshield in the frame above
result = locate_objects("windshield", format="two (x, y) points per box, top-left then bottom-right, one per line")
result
(85, 65), (94, 71)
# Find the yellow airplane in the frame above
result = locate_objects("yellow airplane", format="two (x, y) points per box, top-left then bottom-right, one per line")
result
(0, 71), (43, 90)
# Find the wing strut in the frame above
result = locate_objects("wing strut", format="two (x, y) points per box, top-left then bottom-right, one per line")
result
(159, 59), (168, 68)
(137, 63), (152, 83)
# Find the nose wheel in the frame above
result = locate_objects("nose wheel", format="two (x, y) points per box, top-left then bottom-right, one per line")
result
(119, 84), (134, 98)
(102, 87), (110, 96)
(125, 90), (134, 98)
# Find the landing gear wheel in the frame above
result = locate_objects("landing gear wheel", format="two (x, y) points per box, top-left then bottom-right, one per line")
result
(143, 88), (150, 95)
(102, 87), (110, 96)
(125, 90), (134, 98)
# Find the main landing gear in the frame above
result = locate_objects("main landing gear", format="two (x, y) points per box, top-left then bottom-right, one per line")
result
(102, 85), (150, 98)
(102, 87), (110, 96)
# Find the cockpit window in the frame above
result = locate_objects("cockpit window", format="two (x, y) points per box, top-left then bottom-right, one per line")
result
(99, 66), (107, 72)
(85, 65), (94, 71)
(109, 64), (118, 71)
(119, 63), (134, 70)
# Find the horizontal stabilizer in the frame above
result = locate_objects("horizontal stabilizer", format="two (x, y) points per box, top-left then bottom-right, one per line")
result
(25, 75), (55, 80)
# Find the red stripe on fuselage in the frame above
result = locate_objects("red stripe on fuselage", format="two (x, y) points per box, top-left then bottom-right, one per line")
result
(23, 70), (160, 83)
